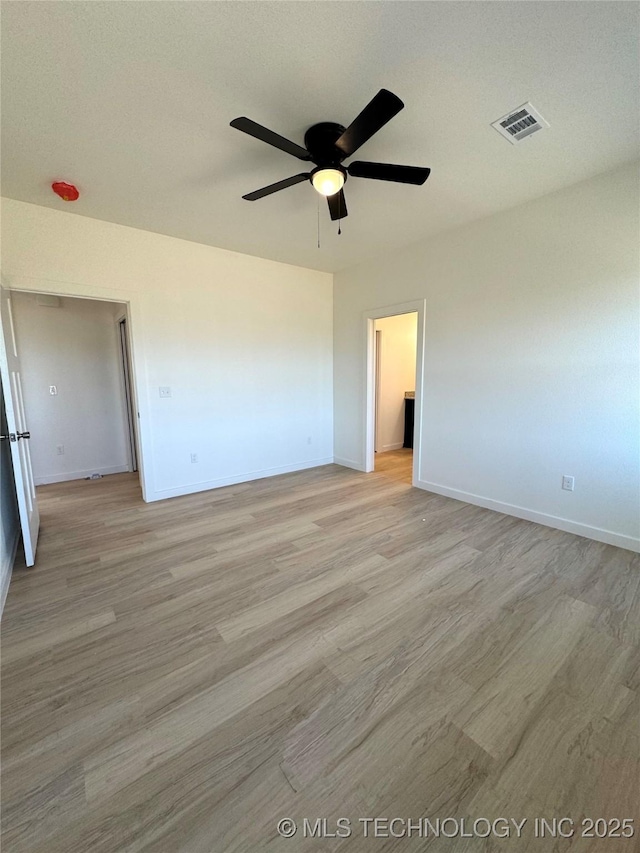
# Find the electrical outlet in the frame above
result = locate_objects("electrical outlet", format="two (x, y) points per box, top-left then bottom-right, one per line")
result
(190, 453), (198, 463)
(159, 387), (172, 398)
(562, 475), (575, 492)
(56, 445), (64, 455)
(49, 385), (58, 396)
(307, 436), (312, 445)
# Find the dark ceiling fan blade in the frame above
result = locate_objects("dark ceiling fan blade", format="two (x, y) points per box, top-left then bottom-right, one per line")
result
(347, 161), (430, 185)
(242, 173), (310, 201)
(334, 90), (404, 158)
(327, 189), (348, 221)
(230, 117), (312, 161)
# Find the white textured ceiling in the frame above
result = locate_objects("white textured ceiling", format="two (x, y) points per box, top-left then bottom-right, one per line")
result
(2, 1), (638, 273)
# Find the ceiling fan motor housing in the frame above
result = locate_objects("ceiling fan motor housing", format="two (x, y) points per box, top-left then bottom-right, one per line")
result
(304, 122), (347, 165)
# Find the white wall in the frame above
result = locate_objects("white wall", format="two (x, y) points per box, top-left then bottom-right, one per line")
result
(334, 162), (640, 551)
(11, 293), (130, 485)
(375, 313), (417, 452)
(1, 198), (334, 501)
(1, 383), (20, 612)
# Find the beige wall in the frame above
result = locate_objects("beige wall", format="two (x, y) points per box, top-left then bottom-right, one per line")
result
(334, 161), (640, 550)
(1, 198), (334, 501)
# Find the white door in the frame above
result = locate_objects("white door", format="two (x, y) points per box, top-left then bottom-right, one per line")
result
(0, 286), (39, 565)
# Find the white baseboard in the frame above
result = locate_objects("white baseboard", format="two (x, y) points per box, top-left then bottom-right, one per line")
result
(380, 442), (404, 452)
(149, 457), (335, 501)
(34, 464), (130, 486)
(416, 479), (640, 553)
(333, 457), (366, 472)
(1, 528), (20, 618)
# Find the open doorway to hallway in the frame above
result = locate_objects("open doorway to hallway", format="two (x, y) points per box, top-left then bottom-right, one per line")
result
(9, 292), (141, 490)
(373, 312), (418, 485)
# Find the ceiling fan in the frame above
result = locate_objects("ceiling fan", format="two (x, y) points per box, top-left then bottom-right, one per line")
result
(230, 89), (430, 222)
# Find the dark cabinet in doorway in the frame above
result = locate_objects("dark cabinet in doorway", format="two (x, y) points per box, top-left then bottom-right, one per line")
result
(403, 396), (415, 449)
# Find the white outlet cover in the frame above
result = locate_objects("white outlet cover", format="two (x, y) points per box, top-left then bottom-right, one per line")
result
(159, 386), (172, 398)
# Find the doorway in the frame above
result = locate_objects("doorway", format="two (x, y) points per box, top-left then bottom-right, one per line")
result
(364, 300), (426, 487)
(9, 292), (141, 488)
(373, 313), (417, 484)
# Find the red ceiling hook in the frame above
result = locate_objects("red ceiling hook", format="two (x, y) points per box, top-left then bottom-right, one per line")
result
(51, 181), (79, 201)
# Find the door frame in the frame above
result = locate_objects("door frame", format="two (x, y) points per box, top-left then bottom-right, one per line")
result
(4, 278), (152, 501)
(115, 313), (139, 473)
(363, 299), (426, 487)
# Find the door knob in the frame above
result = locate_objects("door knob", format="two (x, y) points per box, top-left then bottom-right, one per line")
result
(16, 431), (31, 440)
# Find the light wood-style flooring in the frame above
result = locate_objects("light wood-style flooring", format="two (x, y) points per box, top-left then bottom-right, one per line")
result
(375, 448), (413, 484)
(2, 465), (639, 852)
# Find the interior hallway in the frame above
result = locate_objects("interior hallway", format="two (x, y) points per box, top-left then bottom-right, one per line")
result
(375, 448), (413, 485)
(2, 467), (638, 852)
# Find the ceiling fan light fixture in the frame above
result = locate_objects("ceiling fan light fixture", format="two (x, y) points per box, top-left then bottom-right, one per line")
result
(311, 168), (345, 197)
(231, 90), (430, 225)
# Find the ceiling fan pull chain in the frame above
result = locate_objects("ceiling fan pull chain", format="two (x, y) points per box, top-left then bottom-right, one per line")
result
(317, 196), (321, 249)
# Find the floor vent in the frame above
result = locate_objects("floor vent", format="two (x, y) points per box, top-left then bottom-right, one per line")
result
(491, 102), (549, 144)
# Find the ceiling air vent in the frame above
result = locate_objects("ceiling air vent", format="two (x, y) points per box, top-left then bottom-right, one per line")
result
(491, 102), (548, 144)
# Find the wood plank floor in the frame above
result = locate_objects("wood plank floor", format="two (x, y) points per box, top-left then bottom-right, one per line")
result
(2, 465), (639, 852)
(375, 448), (413, 484)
